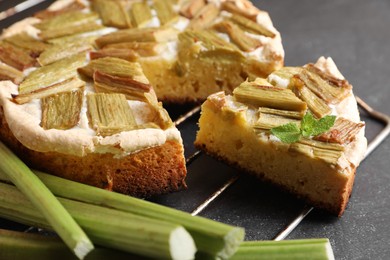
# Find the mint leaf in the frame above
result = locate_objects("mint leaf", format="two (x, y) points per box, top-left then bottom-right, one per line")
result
(270, 112), (337, 144)
(312, 115), (336, 136)
(301, 112), (336, 137)
(301, 112), (316, 137)
(270, 123), (301, 143)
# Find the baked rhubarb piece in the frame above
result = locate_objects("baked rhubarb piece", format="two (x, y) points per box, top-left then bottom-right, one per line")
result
(0, 1), (188, 197)
(195, 57), (367, 216)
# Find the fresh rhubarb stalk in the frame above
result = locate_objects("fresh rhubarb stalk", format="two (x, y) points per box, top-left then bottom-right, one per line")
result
(0, 142), (93, 259)
(0, 168), (244, 259)
(0, 228), (150, 260)
(231, 239), (335, 260)
(0, 182), (196, 260)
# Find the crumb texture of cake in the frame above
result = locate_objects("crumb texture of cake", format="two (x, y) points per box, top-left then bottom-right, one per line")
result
(0, 0), (191, 197)
(195, 57), (367, 216)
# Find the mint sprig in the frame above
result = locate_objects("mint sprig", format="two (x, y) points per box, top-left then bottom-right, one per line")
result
(270, 123), (301, 143)
(270, 112), (336, 144)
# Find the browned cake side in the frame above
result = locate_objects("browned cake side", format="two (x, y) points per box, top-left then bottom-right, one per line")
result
(195, 142), (355, 216)
(0, 107), (187, 197)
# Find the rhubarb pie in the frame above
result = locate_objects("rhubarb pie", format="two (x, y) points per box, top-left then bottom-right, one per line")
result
(0, 0), (198, 197)
(195, 57), (367, 216)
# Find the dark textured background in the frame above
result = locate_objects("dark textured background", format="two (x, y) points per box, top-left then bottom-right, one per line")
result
(1, 1), (389, 259)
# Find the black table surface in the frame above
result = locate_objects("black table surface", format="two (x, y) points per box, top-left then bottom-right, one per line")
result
(1, 1), (389, 259)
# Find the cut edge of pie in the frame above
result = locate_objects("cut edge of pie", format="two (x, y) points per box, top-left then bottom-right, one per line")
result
(195, 57), (367, 216)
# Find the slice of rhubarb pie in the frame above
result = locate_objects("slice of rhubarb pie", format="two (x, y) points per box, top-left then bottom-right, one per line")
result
(195, 57), (367, 216)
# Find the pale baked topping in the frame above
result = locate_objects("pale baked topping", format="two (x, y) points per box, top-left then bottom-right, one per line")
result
(0, 81), (182, 157)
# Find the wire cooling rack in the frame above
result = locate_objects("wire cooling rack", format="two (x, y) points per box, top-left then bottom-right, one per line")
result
(1, 0), (390, 257)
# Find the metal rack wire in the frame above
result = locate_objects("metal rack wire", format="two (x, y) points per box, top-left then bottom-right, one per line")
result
(0, 0), (47, 21)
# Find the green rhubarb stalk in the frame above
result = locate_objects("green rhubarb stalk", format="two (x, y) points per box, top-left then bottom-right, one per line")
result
(0, 229), (143, 260)
(0, 182), (196, 260)
(0, 169), (245, 259)
(0, 142), (93, 259)
(231, 239), (335, 259)
(0, 228), (78, 260)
